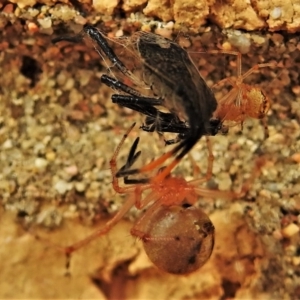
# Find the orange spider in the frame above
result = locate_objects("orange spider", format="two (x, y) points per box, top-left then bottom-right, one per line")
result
(205, 50), (276, 138)
(58, 123), (257, 274)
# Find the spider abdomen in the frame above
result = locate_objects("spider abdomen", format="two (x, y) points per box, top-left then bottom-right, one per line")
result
(141, 205), (215, 274)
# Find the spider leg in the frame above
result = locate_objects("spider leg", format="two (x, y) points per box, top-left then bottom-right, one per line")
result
(192, 186), (237, 200)
(63, 194), (137, 255)
(130, 200), (162, 241)
(234, 155), (267, 198)
(188, 136), (214, 185)
(115, 147), (178, 180)
(190, 50), (243, 77)
(191, 155), (266, 200)
(261, 117), (269, 139)
(240, 62), (277, 81)
(61, 124), (151, 254)
(117, 133), (200, 183)
(213, 87), (247, 124)
(211, 76), (237, 90)
(208, 50), (243, 77)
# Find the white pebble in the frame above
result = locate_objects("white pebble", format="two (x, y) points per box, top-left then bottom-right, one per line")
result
(115, 29), (124, 37)
(2, 139), (13, 149)
(75, 182), (86, 192)
(54, 180), (73, 194)
(35, 157), (48, 169)
(270, 7), (282, 19)
(282, 223), (299, 238)
(64, 78), (75, 91)
(227, 30), (251, 54)
(217, 172), (232, 191)
(37, 17), (52, 29)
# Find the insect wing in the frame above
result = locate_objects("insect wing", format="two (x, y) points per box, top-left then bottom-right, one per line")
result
(133, 32), (218, 135)
(183, 52), (218, 134)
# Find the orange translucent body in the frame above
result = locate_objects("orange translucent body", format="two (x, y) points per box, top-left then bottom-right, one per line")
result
(214, 85), (270, 122)
(209, 50), (275, 137)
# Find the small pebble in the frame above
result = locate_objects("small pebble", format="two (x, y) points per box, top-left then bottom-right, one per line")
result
(281, 223), (300, 238)
(270, 7), (282, 19)
(35, 157), (48, 169)
(64, 165), (78, 176)
(292, 257), (300, 266)
(75, 181), (86, 192)
(37, 17), (52, 29)
(291, 153), (300, 163)
(45, 151), (56, 161)
(2, 139), (13, 149)
(54, 180), (73, 194)
(2, 3), (14, 13)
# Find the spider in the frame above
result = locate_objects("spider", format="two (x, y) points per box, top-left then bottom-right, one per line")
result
(53, 24), (221, 183)
(202, 50), (276, 138)
(58, 123), (255, 274)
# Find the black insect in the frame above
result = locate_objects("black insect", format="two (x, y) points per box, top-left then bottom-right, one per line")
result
(53, 25), (221, 182)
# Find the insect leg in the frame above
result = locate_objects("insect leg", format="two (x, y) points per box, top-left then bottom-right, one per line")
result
(117, 138), (191, 183)
(83, 25), (133, 78)
(101, 74), (143, 97)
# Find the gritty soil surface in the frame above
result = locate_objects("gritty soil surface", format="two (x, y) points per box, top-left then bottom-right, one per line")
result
(0, 3), (300, 299)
